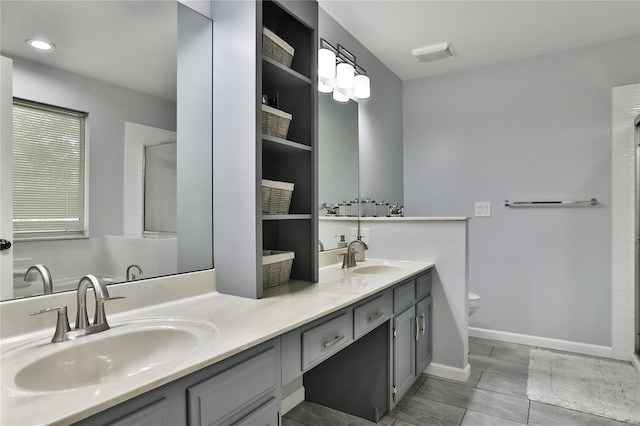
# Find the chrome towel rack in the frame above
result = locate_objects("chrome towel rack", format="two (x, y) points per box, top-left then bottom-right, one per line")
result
(504, 198), (597, 207)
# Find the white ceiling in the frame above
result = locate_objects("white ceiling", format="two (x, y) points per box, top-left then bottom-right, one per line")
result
(1, 1), (177, 101)
(318, 1), (640, 81)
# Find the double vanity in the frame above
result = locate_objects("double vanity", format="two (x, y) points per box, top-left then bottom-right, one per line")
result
(1, 259), (433, 425)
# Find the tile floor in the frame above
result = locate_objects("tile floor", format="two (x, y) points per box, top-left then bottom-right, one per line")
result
(282, 337), (633, 426)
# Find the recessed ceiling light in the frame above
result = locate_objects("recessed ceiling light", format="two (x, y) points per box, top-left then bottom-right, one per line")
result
(27, 39), (55, 52)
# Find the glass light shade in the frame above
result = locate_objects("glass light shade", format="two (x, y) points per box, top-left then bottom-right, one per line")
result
(318, 80), (333, 94)
(354, 74), (371, 99)
(332, 90), (349, 103)
(336, 63), (355, 89)
(318, 48), (336, 78)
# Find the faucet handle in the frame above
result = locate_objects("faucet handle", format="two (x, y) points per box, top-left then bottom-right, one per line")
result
(30, 306), (71, 343)
(30, 306), (66, 316)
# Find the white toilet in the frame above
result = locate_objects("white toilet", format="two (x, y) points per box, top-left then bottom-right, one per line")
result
(469, 292), (481, 316)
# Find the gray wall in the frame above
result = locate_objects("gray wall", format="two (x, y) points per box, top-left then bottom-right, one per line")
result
(11, 57), (176, 237)
(319, 8), (404, 205)
(403, 35), (640, 346)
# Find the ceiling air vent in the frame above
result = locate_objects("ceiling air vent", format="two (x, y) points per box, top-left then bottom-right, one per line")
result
(412, 42), (454, 63)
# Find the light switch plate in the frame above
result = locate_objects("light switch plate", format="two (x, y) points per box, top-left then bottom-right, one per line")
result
(349, 228), (358, 242)
(475, 201), (491, 217)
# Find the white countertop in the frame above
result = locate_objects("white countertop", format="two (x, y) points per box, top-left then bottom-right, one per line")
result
(320, 216), (469, 221)
(1, 259), (433, 426)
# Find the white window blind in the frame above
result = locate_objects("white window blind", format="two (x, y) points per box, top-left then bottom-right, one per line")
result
(12, 99), (87, 239)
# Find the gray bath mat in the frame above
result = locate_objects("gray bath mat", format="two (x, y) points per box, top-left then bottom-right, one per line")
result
(527, 349), (640, 424)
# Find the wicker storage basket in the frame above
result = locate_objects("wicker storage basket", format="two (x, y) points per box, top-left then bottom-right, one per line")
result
(262, 104), (292, 139)
(262, 179), (294, 214)
(262, 27), (295, 68)
(262, 250), (295, 289)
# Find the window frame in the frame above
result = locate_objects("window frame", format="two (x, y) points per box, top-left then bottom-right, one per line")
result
(12, 97), (89, 241)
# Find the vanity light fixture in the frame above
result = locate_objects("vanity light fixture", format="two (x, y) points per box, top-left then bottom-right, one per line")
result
(336, 62), (355, 89)
(318, 80), (333, 94)
(354, 74), (371, 99)
(332, 90), (349, 103)
(318, 46), (336, 78)
(318, 38), (371, 100)
(27, 39), (55, 52)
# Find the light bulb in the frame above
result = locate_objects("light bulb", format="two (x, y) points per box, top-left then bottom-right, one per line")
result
(354, 74), (371, 99)
(318, 80), (333, 94)
(336, 63), (355, 89)
(318, 48), (336, 78)
(27, 39), (54, 51)
(332, 90), (349, 103)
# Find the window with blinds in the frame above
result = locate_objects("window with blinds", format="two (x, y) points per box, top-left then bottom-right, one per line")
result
(12, 98), (87, 239)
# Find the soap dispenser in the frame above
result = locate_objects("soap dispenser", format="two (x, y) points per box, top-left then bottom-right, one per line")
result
(336, 235), (347, 248)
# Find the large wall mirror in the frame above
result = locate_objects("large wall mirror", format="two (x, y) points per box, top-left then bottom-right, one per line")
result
(318, 92), (359, 251)
(0, 1), (213, 301)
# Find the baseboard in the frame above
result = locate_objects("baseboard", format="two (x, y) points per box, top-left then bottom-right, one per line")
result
(424, 362), (470, 382)
(631, 354), (640, 373)
(281, 386), (305, 415)
(469, 327), (617, 359)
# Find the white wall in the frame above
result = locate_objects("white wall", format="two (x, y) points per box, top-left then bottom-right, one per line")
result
(404, 35), (640, 347)
(318, 8), (404, 205)
(361, 218), (469, 379)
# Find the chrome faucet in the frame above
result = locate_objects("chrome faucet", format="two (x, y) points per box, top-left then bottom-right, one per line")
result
(342, 239), (368, 268)
(31, 274), (124, 343)
(76, 274), (111, 329)
(318, 240), (324, 252)
(126, 264), (143, 281)
(24, 264), (53, 294)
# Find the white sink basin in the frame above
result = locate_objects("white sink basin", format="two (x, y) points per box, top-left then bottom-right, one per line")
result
(352, 265), (404, 275)
(2, 317), (218, 393)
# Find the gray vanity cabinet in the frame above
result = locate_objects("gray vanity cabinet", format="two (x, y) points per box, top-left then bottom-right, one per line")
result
(74, 340), (281, 426)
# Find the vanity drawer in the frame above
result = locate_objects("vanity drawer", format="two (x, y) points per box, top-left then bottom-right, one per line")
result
(302, 313), (353, 370)
(187, 347), (277, 426)
(416, 270), (432, 300)
(353, 292), (392, 339)
(394, 280), (416, 313)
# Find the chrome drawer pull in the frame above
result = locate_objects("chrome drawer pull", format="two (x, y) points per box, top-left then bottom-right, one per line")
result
(323, 335), (345, 348)
(368, 312), (384, 322)
(415, 317), (420, 341)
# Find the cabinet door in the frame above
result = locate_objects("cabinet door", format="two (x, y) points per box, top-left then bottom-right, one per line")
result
(233, 398), (278, 426)
(416, 295), (433, 374)
(392, 306), (416, 405)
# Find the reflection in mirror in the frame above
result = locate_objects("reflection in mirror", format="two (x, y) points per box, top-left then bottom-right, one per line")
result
(0, 1), (213, 301)
(317, 92), (359, 251)
(144, 142), (177, 234)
